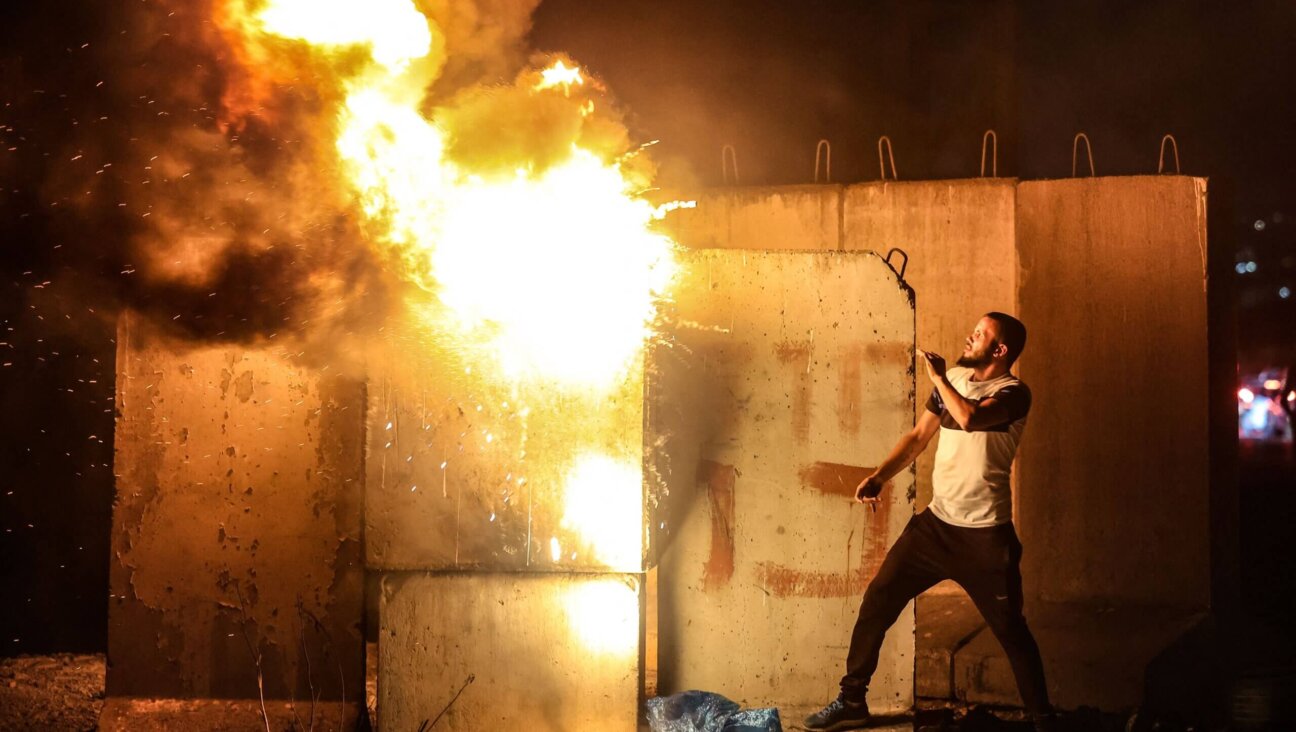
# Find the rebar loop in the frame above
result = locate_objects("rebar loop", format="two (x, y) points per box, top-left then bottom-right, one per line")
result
(721, 144), (739, 185)
(814, 139), (832, 183)
(1072, 133), (1095, 177)
(884, 247), (909, 280)
(877, 136), (898, 181)
(1158, 134), (1181, 175)
(980, 130), (998, 178)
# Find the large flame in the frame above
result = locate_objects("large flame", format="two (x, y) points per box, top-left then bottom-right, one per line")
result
(562, 579), (640, 657)
(560, 453), (643, 568)
(254, 0), (432, 71)
(232, 0), (677, 388)
(221, 0), (676, 593)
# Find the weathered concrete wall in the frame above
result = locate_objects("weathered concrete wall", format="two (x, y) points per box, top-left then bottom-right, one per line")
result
(841, 180), (1019, 513)
(954, 601), (1205, 710)
(661, 180), (1220, 714)
(364, 320), (647, 573)
(1015, 176), (1211, 609)
(663, 181), (1019, 515)
(109, 314), (365, 700)
(661, 185), (842, 251)
(651, 250), (916, 711)
(380, 573), (643, 732)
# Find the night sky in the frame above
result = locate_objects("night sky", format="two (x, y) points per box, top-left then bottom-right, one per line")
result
(2, 0), (1294, 654)
(528, 0), (1296, 365)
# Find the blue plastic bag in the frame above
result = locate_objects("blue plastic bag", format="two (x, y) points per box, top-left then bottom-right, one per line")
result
(646, 690), (782, 732)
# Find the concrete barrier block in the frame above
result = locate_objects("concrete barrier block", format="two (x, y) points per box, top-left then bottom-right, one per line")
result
(109, 313), (365, 700)
(1015, 176), (1210, 608)
(365, 339), (648, 573)
(379, 572), (643, 732)
(952, 601), (1206, 710)
(915, 591), (986, 699)
(651, 250), (915, 711)
(662, 185), (843, 250)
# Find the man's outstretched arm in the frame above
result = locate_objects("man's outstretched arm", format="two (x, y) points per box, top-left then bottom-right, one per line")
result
(854, 409), (941, 503)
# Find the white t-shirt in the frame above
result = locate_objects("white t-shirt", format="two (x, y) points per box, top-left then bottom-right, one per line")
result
(926, 366), (1031, 528)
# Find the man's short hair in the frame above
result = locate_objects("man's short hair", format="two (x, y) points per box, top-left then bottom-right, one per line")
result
(985, 312), (1027, 365)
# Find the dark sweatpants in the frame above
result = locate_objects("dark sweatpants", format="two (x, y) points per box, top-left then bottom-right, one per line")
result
(841, 509), (1051, 715)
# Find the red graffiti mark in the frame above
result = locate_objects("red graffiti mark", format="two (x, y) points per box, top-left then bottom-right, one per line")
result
(774, 340), (813, 444)
(798, 462), (884, 499)
(838, 346), (863, 436)
(755, 496), (892, 598)
(866, 340), (912, 365)
(838, 342), (912, 436)
(697, 459), (736, 590)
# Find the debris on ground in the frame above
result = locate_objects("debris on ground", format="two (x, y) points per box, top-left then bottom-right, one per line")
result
(647, 690), (782, 732)
(0, 653), (104, 731)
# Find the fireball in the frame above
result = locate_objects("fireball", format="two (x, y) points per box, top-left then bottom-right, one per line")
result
(225, 0), (677, 389)
(219, 0), (679, 583)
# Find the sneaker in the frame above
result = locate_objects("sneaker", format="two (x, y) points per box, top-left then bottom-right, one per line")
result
(803, 693), (872, 731)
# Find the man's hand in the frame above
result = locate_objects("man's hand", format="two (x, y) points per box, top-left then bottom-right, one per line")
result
(918, 349), (947, 386)
(854, 473), (885, 505)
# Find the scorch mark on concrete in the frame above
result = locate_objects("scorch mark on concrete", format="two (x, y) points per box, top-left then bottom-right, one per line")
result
(696, 459), (736, 590)
(837, 342), (911, 436)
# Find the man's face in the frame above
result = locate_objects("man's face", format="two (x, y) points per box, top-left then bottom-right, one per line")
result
(955, 317), (1002, 368)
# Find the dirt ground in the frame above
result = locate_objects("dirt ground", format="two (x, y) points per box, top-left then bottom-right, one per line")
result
(0, 653), (103, 731)
(0, 651), (1043, 732)
(0, 651), (1153, 731)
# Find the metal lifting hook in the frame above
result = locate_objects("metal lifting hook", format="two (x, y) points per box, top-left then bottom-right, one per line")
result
(721, 144), (739, 185)
(884, 247), (909, 281)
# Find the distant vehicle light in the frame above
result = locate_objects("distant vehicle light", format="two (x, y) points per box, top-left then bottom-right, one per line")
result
(1289, 391), (1296, 403)
(1239, 387), (1255, 404)
(1244, 401), (1272, 432)
(1264, 379), (1283, 390)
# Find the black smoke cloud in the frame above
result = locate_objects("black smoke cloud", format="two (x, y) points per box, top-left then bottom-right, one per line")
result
(1, 0), (392, 355)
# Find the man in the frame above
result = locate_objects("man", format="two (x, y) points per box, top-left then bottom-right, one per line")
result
(804, 312), (1057, 732)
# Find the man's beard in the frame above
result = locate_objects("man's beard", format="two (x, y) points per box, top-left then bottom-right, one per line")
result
(956, 347), (993, 368)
